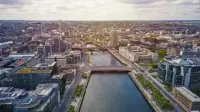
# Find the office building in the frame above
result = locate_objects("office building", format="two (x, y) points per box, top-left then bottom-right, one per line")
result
(172, 87), (200, 111)
(60, 40), (69, 52)
(15, 83), (60, 112)
(44, 43), (52, 57)
(158, 58), (200, 88)
(45, 53), (67, 67)
(46, 51), (82, 68)
(37, 44), (45, 56)
(111, 30), (118, 47)
(0, 87), (27, 112)
(52, 38), (60, 53)
(0, 83), (60, 112)
(119, 46), (158, 62)
(9, 62), (66, 94)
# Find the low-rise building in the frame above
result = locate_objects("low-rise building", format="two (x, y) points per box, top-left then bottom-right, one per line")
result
(172, 87), (200, 111)
(45, 51), (82, 67)
(45, 53), (67, 67)
(119, 46), (157, 62)
(158, 58), (200, 88)
(65, 69), (76, 84)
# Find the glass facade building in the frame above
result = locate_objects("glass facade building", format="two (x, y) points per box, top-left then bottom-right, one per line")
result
(8, 62), (66, 94)
(158, 58), (200, 88)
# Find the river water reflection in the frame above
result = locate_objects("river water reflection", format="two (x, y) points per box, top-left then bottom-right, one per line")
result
(80, 51), (153, 112)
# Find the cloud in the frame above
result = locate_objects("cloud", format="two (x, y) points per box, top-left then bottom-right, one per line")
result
(118, 0), (158, 4)
(118, 0), (200, 5)
(0, 0), (33, 5)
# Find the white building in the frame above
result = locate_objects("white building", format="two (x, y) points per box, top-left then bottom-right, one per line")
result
(119, 46), (157, 62)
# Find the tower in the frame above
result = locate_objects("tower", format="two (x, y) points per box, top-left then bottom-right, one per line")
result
(111, 30), (118, 48)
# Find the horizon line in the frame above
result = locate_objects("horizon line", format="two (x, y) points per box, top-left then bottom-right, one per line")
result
(0, 19), (200, 21)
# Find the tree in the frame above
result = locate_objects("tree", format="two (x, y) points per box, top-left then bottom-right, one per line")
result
(81, 73), (87, 78)
(151, 64), (158, 69)
(68, 105), (75, 112)
(157, 49), (167, 58)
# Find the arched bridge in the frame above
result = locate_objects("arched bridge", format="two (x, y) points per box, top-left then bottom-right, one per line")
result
(91, 66), (133, 72)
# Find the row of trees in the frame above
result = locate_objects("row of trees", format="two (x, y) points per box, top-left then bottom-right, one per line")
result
(72, 85), (83, 99)
(136, 74), (174, 111)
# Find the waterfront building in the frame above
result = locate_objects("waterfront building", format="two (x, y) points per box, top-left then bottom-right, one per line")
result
(46, 51), (82, 67)
(172, 87), (200, 111)
(119, 46), (158, 62)
(0, 83), (60, 112)
(158, 58), (200, 88)
(65, 69), (76, 84)
(9, 62), (66, 94)
(111, 30), (118, 47)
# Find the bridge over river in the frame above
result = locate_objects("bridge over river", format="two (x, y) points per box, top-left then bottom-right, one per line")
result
(90, 66), (133, 72)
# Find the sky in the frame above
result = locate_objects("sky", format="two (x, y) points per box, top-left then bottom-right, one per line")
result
(0, 0), (199, 20)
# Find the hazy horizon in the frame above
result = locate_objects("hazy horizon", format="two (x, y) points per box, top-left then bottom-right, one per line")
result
(0, 0), (199, 20)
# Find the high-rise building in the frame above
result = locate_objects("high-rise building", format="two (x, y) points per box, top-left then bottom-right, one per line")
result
(111, 30), (118, 47)
(44, 43), (52, 57)
(52, 38), (60, 53)
(37, 44), (45, 55)
(60, 40), (69, 52)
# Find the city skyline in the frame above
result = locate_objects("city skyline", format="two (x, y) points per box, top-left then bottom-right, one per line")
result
(0, 0), (199, 20)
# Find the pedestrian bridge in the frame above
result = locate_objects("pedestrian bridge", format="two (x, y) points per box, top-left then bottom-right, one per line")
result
(90, 66), (132, 72)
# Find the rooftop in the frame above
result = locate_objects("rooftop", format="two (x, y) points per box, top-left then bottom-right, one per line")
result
(16, 83), (58, 109)
(15, 62), (56, 74)
(15, 67), (52, 74)
(47, 53), (67, 59)
(0, 87), (27, 103)
(176, 87), (200, 102)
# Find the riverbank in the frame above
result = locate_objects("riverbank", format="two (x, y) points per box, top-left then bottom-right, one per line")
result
(129, 72), (161, 112)
(107, 49), (128, 66)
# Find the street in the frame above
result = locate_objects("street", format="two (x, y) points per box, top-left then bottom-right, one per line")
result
(56, 53), (90, 112)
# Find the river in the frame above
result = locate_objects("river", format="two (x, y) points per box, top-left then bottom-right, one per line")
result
(80, 51), (153, 112)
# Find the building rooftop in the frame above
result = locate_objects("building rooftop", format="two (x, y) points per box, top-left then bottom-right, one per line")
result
(16, 83), (58, 110)
(15, 67), (52, 74)
(176, 87), (200, 102)
(0, 87), (27, 104)
(47, 53), (67, 59)
(15, 62), (56, 74)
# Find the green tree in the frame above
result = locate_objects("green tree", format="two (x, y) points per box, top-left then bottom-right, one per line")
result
(157, 49), (167, 58)
(68, 105), (75, 112)
(81, 73), (87, 78)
